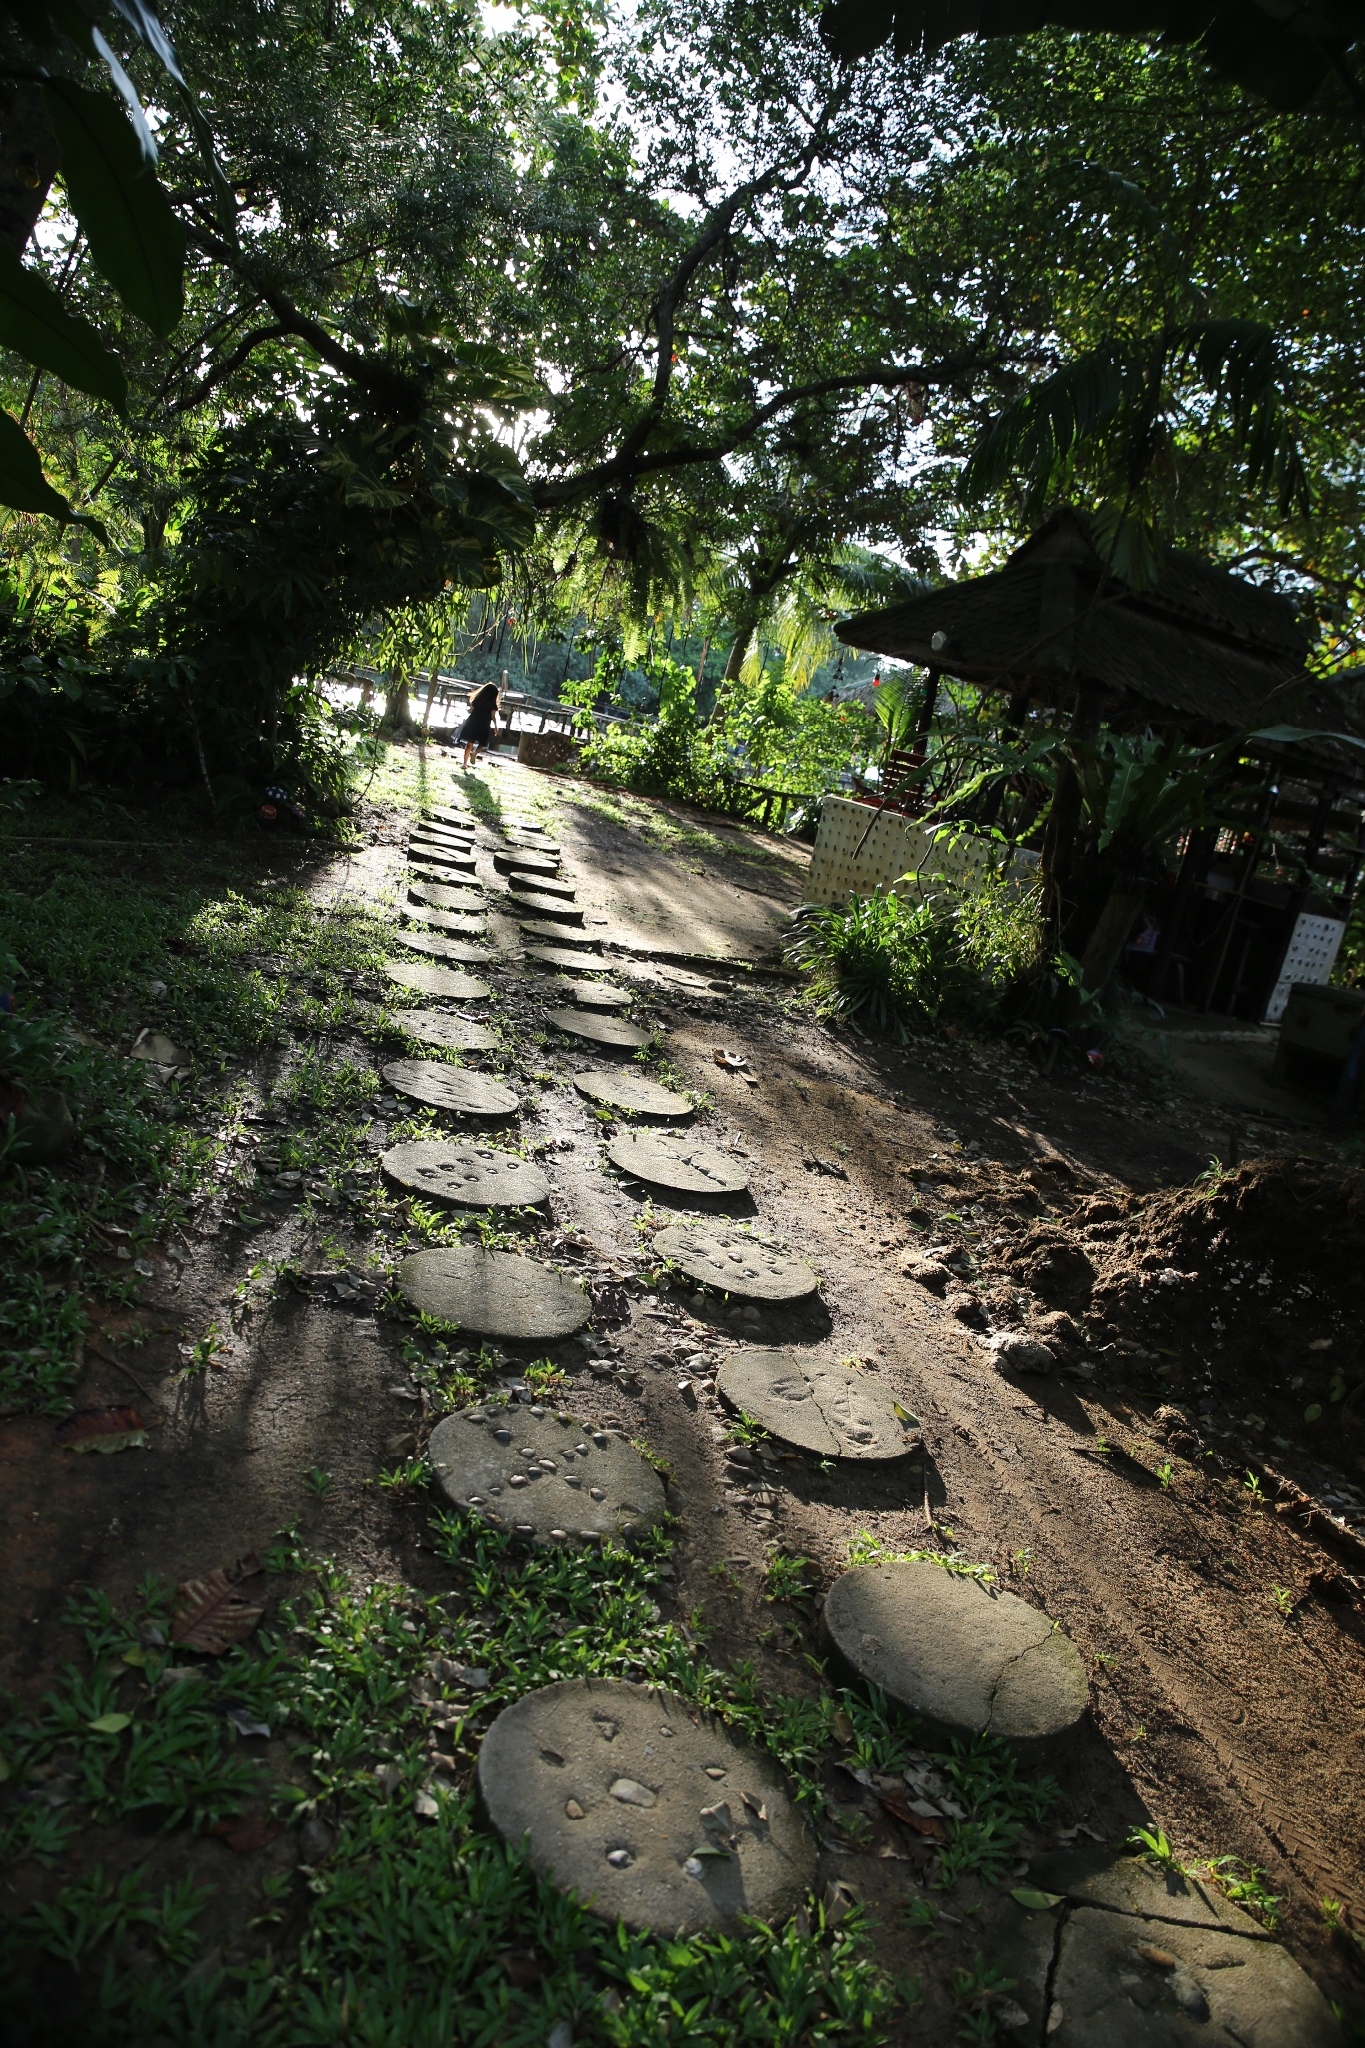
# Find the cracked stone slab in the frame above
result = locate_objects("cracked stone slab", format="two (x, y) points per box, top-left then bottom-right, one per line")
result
(409, 880), (486, 912)
(990, 1857), (1343, 2048)
(608, 1130), (748, 1197)
(477, 1678), (814, 1933)
(546, 1008), (651, 1050)
(715, 1348), (917, 1457)
(384, 960), (493, 1001)
(429, 1406), (662, 1542)
(396, 931), (494, 965)
(508, 893), (584, 925)
(652, 1226), (818, 1302)
(557, 978), (632, 1009)
(382, 1140), (549, 1208)
(575, 1070), (692, 1119)
(823, 1562), (1088, 1742)
(521, 930), (602, 955)
(398, 1245), (590, 1338)
(393, 1010), (498, 1053)
(381, 1059), (519, 1118)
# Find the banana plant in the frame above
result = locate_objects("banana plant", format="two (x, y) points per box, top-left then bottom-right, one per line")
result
(0, 0), (194, 529)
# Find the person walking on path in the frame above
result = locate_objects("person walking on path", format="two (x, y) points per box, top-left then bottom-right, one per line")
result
(459, 681), (501, 768)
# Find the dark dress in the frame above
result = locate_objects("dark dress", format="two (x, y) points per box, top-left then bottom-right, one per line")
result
(458, 684), (500, 745)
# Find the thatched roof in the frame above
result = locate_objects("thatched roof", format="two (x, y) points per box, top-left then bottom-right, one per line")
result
(836, 509), (1315, 735)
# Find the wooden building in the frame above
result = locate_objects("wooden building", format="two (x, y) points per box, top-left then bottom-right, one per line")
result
(836, 509), (1365, 1020)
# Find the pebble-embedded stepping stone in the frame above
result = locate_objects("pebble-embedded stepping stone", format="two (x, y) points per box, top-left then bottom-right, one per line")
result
(510, 894), (583, 924)
(520, 927), (600, 952)
(995, 1850), (1346, 2047)
(405, 908), (487, 937)
(382, 1059), (519, 1117)
(396, 930), (494, 965)
(477, 1677), (814, 1934)
(607, 1130), (748, 1197)
(546, 1008), (651, 1051)
(393, 1010), (498, 1052)
(410, 881), (485, 912)
(429, 1405), (662, 1542)
(651, 1225), (817, 1302)
(507, 872), (576, 901)
(397, 1244), (589, 1338)
(382, 1139), (549, 1207)
(574, 1070), (692, 1119)
(557, 979), (632, 1009)
(715, 1348), (915, 1457)
(493, 850), (560, 877)
(384, 960), (492, 1000)
(823, 1561), (1089, 1743)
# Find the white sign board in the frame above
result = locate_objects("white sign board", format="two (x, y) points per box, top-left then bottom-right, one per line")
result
(1264, 912), (1346, 1023)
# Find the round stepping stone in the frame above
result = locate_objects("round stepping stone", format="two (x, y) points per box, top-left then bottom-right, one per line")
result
(607, 1130), (748, 1197)
(414, 820), (475, 841)
(510, 894), (583, 924)
(382, 1139), (549, 1207)
(397, 1245), (589, 1338)
(715, 1348), (915, 1457)
(396, 931), (494, 965)
(556, 979), (632, 1009)
(429, 1406), (663, 1542)
(493, 850), (560, 877)
(410, 881), (485, 912)
(477, 1678), (814, 1934)
(393, 1010), (498, 1052)
(408, 846), (476, 872)
(506, 834), (561, 854)
(384, 960), (492, 1000)
(508, 871), (575, 901)
(574, 1069), (692, 1119)
(823, 1562), (1089, 1743)
(652, 1225), (818, 1301)
(423, 808), (476, 828)
(521, 929), (600, 954)
(1010, 1852), (1345, 2046)
(382, 1059), (519, 1117)
(406, 908), (487, 937)
(547, 1008), (651, 1051)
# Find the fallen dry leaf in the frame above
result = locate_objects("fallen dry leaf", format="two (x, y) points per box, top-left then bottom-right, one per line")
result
(713, 1048), (749, 1070)
(54, 1406), (149, 1454)
(171, 1553), (266, 1655)
(879, 1792), (948, 1840)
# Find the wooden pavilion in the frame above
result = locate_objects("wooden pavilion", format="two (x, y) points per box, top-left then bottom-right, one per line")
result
(835, 509), (1365, 1021)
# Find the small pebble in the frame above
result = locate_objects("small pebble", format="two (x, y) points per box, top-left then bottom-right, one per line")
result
(607, 1848), (633, 1869)
(565, 1799), (585, 1819)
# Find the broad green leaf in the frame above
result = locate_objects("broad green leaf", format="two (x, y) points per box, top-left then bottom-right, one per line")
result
(0, 245), (126, 406)
(1011, 1887), (1064, 1911)
(44, 79), (185, 336)
(87, 1711), (132, 1734)
(0, 406), (76, 520)
(0, 1756), (10, 1783)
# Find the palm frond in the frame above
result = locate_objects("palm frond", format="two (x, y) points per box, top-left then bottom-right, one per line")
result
(961, 339), (1148, 505)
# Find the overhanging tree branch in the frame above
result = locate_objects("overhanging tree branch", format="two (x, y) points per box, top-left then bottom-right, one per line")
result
(532, 349), (989, 508)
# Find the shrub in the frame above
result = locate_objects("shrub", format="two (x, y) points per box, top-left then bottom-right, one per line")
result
(787, 876), (1046, 1040)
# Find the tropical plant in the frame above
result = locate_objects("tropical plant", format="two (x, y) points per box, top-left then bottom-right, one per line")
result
(786, 888), (1004, 1039)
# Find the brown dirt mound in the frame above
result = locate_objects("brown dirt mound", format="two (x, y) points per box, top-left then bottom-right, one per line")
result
(1081, 1160), (1365, 1435)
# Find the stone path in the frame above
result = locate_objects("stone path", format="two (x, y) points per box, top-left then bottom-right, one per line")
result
(346, 761), (1342, 2022)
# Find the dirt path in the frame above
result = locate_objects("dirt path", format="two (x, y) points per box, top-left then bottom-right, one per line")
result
(2, 748), (1361, 2040)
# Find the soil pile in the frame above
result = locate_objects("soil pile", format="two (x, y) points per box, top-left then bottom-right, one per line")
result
(1079, 1161), (1365, 1427)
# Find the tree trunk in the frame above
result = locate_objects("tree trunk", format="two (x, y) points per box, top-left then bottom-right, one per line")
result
(379, 671), (414, 735)
(1039, 679), (1106, 945)
(707, 596), (760, 725)
(1078, 877), (1145, 993)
